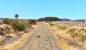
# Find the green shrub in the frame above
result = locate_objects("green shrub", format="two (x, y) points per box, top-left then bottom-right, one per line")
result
(12, 22), (26, 31)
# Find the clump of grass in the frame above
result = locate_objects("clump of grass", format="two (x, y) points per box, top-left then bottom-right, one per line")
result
(49, 23), (55, 26)
(4, 26), (15, 34)
(60, 26), (67, 30)
(67, 27), (86, 42)
(80, 28), (86, 32)
(68, 28), (76, 33)
(67, 28), (78, 38)
(80, 35), (86, 42)
(56, 25), (67, 30)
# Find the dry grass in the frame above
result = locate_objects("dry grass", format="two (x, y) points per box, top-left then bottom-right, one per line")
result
(0, 25), (38, 50)
(47, 23), (80, 50)
(0, 30), (32, 50)
(56, 39), (79, 50)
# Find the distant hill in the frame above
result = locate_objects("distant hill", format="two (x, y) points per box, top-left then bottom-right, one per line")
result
(38, 17), (71, 21)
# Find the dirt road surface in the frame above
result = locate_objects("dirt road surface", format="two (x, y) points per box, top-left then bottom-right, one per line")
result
(21, 24), (59, 50)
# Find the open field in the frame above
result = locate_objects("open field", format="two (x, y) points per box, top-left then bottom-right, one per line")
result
(0, 20), (85, 50)
(0, 0), (86, 50)
(47, 21), (86, 50)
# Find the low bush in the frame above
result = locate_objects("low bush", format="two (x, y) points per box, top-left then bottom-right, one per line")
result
(2, 18), (11, 24)
(12, 22), (26, 31)
(28, 20), (36, 25)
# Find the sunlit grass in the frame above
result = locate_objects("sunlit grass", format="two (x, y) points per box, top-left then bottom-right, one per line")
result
(48, 22), (86, 50)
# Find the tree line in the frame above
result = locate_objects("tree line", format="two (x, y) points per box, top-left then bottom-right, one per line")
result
(37, 17), (70, 21)
(0, 14), (70, 22)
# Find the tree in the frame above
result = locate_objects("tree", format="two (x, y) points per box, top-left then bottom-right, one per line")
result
(15, 14), (19, 19)
(38, 17), (61, 22)
(38, 18), (44, 21)
(43, 17), (60, 21)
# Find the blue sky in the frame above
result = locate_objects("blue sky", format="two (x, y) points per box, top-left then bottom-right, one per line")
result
(0, 0), (86, 19)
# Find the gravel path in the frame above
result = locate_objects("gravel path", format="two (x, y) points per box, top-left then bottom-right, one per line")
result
(21, 24), (60, 50)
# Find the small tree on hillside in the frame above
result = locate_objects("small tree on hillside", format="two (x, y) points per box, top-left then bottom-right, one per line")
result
(15, 14), (19, 19)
